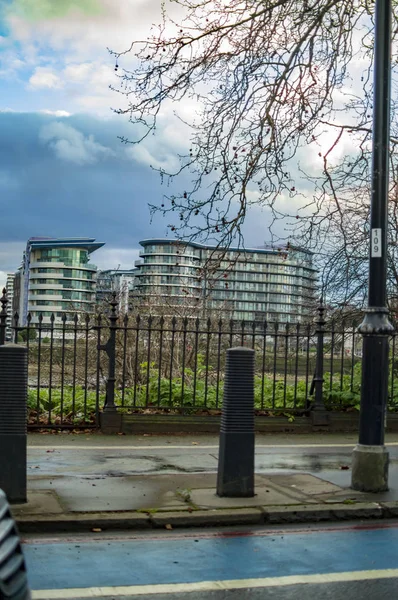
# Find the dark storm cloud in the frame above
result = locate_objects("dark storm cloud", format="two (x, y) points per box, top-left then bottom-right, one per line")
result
(0, 111), (171, 246)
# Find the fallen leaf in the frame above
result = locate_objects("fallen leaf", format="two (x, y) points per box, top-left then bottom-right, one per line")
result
(192, 442), (199, 445)
(91, 528), (102, 533)
(165, 524), (173, 530)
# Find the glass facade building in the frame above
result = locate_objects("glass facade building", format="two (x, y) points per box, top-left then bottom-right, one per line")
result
(5, 273), (15, 340)
(17, 238), (105, 325)
(134, 239), (317, 322)
(96, 269), (137, 313)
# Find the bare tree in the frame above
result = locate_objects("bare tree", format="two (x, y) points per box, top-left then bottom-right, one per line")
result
(112, 3), (397, 227)
(315, 185), (398, 314)
(111, 0), (398, 307)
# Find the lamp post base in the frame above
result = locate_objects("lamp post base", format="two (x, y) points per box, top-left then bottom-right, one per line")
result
(351, 444), (389, 492)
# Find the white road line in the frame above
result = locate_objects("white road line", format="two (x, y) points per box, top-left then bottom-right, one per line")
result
(27, 442), (398, 450)
(31, 569), (398, 599)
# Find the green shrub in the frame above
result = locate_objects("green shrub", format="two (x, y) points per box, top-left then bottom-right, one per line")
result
(18, 328), (37, 342)
(28, 356), (398, 421)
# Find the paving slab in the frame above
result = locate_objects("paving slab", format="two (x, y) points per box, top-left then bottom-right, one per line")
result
(317, 490), (366, 503)
(14, 437), (398, 532)
(265, 473), (343, 496)
(27, 449), (219, 477)
(24, 472), (356, 513)
(189, 483), (315, 509)
(28, 473), (219, 512)
(11, 490), (64, 517)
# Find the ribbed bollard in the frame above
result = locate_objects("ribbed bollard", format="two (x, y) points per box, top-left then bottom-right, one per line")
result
(0, 345), (27, 503)
(217, 347), (255, 497)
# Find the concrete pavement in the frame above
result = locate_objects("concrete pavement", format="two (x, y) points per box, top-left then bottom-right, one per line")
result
(9, 433), (398, 531)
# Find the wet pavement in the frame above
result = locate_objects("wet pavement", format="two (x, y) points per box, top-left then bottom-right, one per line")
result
(11, 433), (398, 517)
(18, 435), (398, 599)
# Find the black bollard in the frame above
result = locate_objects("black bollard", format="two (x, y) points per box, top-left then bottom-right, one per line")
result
(217, 347), (255, 497)
(0, 345), (27, 503)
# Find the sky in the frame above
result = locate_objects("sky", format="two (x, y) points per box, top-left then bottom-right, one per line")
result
(0, 0), (327, 292)
(0, 0), (366, 291)
(0, 0), (189, 288)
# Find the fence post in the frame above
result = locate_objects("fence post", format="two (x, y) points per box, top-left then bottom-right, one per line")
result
(310, 298), (329, 426)
(99, 293), (122, 433)
(103, 293), (118, 412)
(0, 288), (7, 346)
(217, 347), (255, 497)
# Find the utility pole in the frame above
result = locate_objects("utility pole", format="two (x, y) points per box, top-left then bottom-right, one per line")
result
(351, 0), (393, 491)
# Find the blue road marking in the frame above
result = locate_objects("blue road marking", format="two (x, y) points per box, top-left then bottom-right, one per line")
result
(24, 525), (398, 591)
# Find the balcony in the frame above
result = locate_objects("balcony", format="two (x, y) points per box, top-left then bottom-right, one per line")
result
(30, 261), (97, 271)
(29, 283), (63, 290)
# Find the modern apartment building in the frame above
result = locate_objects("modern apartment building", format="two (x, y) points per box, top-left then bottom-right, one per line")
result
(133, 239), (317, 322)
(96, 269), (136, 313)
(5, 273), (15, 340)
(16, 237), (104, 325)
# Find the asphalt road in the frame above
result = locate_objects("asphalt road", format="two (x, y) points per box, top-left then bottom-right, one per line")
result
(62, 582), (398, 600)
(25, 521), (398, 600)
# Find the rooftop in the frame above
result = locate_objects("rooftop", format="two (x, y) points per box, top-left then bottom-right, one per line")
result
(98, 269), (137, 276)
(139, 238), (313, 256)
(27, 237), (105, 254)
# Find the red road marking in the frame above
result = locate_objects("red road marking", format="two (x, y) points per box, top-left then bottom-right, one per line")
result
(22, 520), (398, 545)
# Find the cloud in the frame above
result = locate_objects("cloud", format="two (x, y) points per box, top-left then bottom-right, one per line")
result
(39, 120), (115, 164)
(5, 0), (169, 59)
(0, 272), (7, 291)
(63, 62), (94, 83)
(39, 109), (71, 117)
(126, 145), (180, 173)
(0, 110), (312, 282)
(0, 241), (26, 289)
(24, 60), (118, 114)
(0, 111), (174, 257)
(1, 0), (187, 114)
(93, 247), (140, 271)
(8, 0), (103, 21)
(29, 66), (63, 89)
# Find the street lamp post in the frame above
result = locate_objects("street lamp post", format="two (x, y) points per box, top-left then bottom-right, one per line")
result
(351, 0), (393, 492)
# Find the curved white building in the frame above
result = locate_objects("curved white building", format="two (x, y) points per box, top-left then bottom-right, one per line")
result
(18, 237), (104, 325)
(134, 239), (317, 322)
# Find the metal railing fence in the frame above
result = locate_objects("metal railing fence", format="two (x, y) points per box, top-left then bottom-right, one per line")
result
(1, 289), (396, 428)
